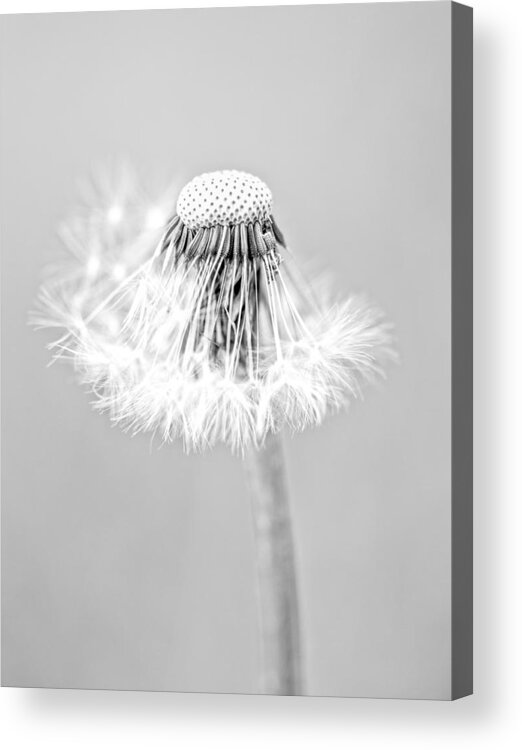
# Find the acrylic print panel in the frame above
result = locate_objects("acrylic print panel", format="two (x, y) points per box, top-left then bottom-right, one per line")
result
(0, 2), (472, 699)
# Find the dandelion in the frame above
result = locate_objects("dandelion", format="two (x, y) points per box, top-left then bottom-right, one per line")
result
(35, 169), (393, 452)
(33, 168), (395, 695)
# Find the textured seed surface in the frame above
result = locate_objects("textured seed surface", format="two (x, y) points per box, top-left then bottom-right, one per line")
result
(177, 170), (273, 230)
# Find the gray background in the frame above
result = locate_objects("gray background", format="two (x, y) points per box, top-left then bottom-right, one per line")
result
(1, 3), (452, 698)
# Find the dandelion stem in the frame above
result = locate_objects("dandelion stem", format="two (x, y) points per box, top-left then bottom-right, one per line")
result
(244, 432), (303, 695)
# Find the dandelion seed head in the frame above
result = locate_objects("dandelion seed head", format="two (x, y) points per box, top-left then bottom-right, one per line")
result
(33, 167), (395, 454)
(176, 170), (273, 230)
